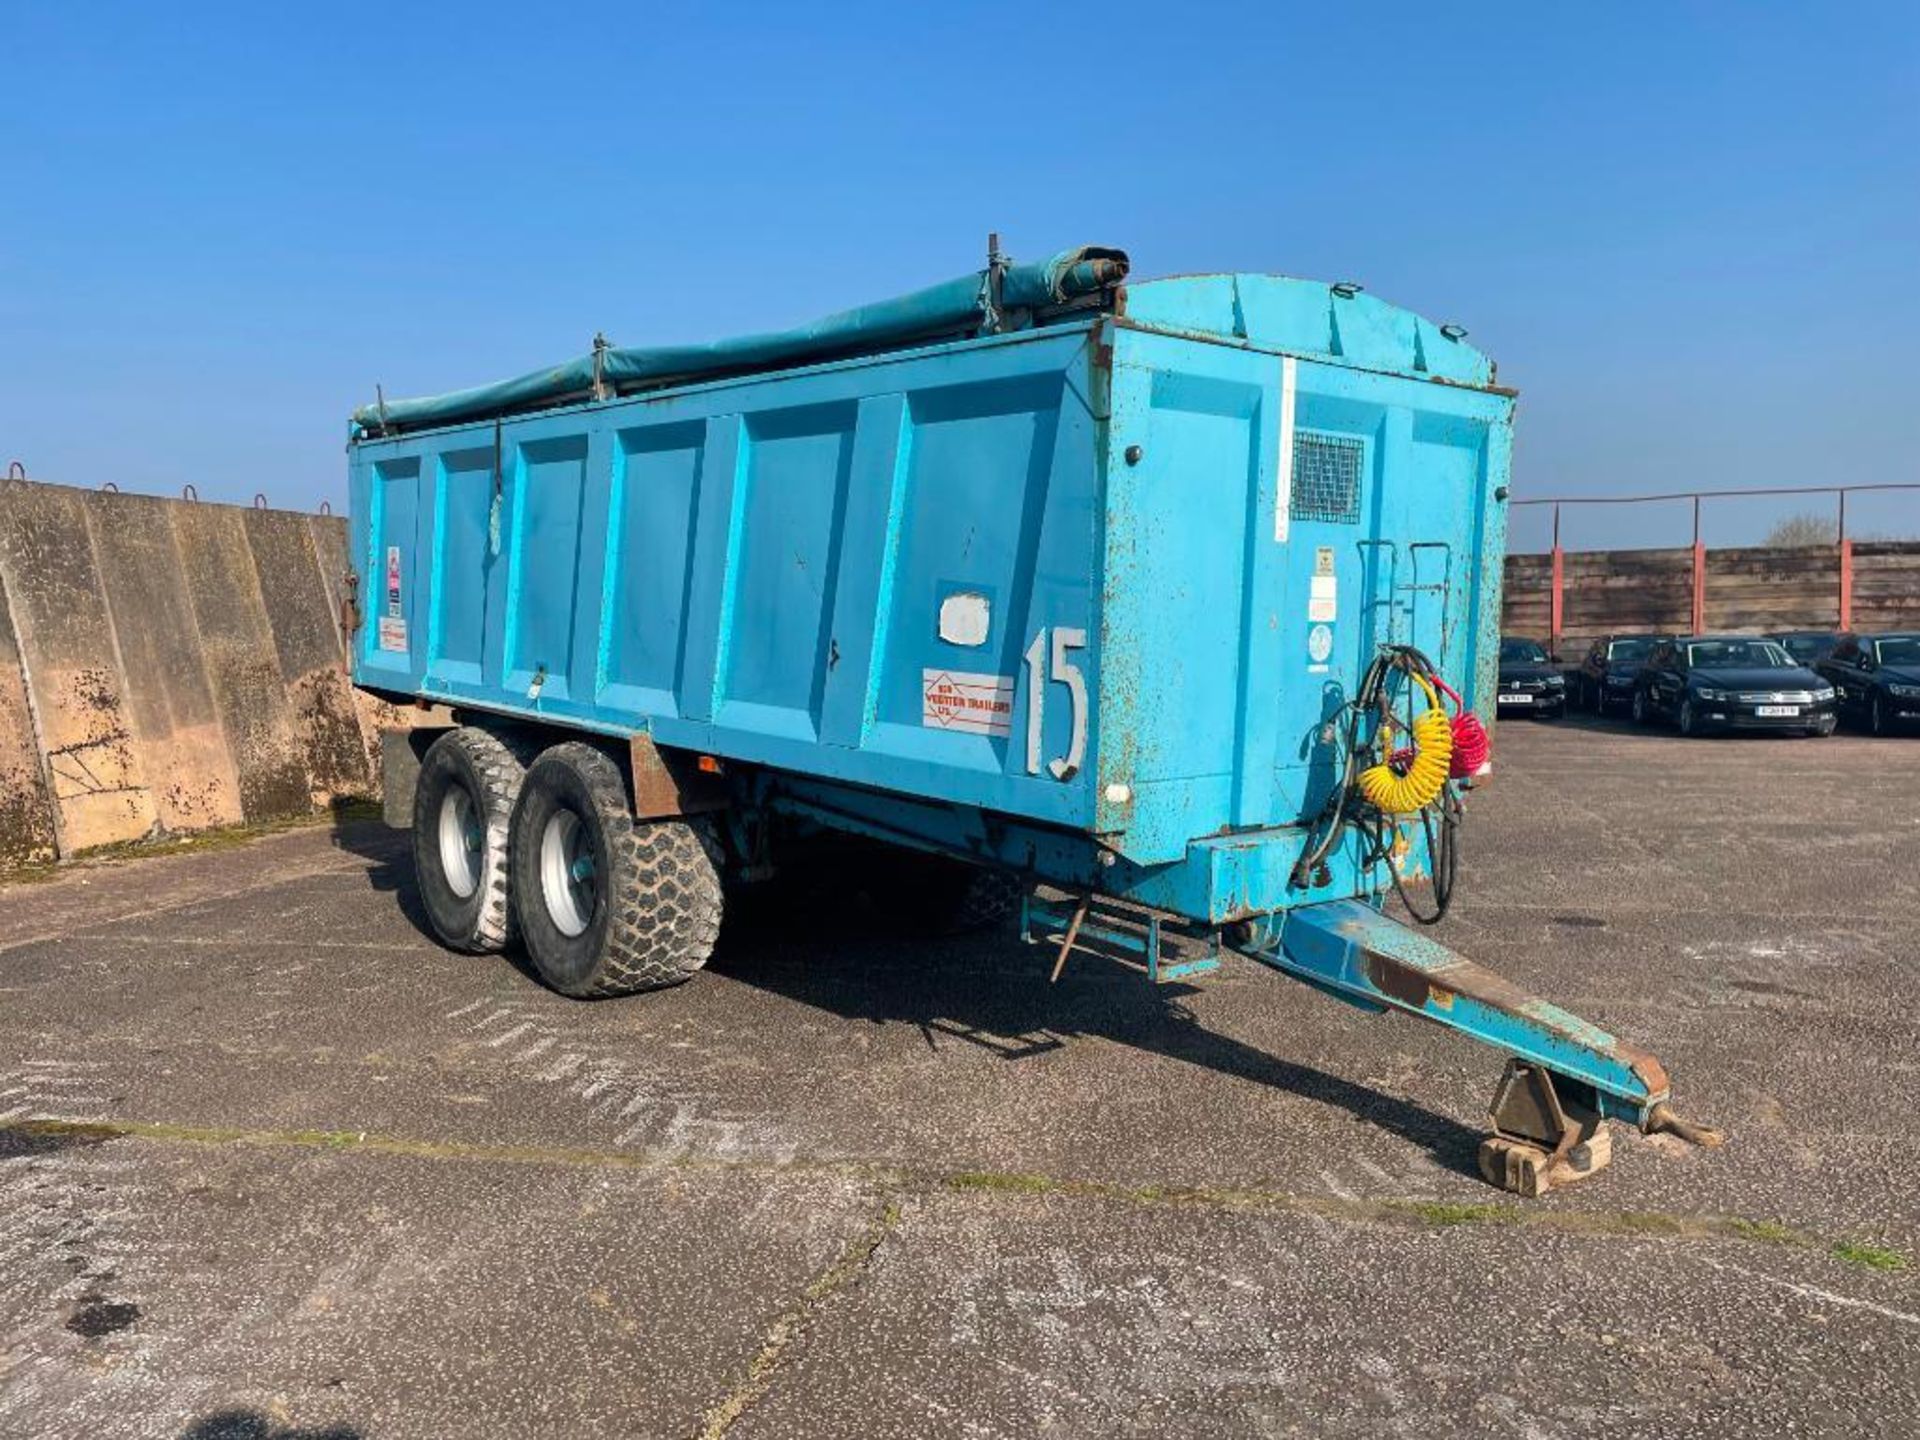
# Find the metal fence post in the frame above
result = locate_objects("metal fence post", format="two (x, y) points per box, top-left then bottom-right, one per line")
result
(1690, 496), (1706, 634)
(1549, 503), (1564, 655)
(1838, 491), (1853, 630)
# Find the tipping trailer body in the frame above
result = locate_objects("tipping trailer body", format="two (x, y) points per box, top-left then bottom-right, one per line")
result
(350, 273), (1510, 926)
(350, 253), (1717, 1192)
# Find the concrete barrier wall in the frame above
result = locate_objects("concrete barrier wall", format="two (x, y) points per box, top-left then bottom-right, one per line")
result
(0, 479), (407, 864)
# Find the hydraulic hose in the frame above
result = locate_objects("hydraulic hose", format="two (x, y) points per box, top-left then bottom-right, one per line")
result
(1357, 674), (1453, 814)
(1291, 644), (1471, 924)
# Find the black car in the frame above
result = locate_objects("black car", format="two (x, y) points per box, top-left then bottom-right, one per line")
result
(1632, 635), (1838, 737)
(1817, 632), (1920, 735)
(1572, 632), (1668, 715)
(1497, 636), (1567, 718)
(1767, 630), (1843, 666)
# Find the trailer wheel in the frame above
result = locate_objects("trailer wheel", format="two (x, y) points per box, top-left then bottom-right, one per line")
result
(509, 742), (724, 998)
(877, 851), (1025, 935)
(412, 727), (531, 953)
(948, 866), (1026, 933)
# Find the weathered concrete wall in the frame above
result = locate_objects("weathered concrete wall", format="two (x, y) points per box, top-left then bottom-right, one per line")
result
(0, 479), (400, 861)
(171, 503), (316, 822)
(0, 592), (58, 867)
(84, 492), (247, 832)
(0, 483), (161, 852)
(243, 507), (378, 805)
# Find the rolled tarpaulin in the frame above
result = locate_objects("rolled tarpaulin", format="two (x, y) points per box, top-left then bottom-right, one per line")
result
(1001, 247), (1131, 308)
(350, 245), (1129, 435)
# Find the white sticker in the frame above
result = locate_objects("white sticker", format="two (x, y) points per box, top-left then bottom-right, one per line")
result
(1274, 357), (1296, 544)
(1314, 546), (1335, 577)
(1308, 573), (1337, 623)
(938, 592), (991, 647)
(923, 669), (1014, 736)
(377, 616), (409, 653)
(1308, 623), (1334, 664)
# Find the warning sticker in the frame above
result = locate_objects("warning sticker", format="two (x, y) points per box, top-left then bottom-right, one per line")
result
(922, 669), (1014, 737)
(377, 616), (409, 653)
(385, 545), (404, 618)
(1308, 572), (1338, 623)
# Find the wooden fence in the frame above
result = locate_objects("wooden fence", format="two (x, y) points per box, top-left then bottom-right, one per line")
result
(1503, 540), (1920, 654)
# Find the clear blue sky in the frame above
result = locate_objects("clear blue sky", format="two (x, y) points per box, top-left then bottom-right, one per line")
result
(3, 2), (1915, 549)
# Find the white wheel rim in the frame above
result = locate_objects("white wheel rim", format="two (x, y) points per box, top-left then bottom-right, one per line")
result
(437, 786), (482, 899)
(539, 809), (596, 938)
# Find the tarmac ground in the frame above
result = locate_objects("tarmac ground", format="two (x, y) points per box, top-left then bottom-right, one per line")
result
(2, 715), (1916, 1438)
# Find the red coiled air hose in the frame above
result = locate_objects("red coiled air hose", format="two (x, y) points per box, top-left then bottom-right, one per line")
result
(1430, 675), (1492, 778)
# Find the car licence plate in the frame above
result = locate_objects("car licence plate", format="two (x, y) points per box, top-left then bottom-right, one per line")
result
(1500, 693), (1532, 705)
(1755, 705), (1799, 717)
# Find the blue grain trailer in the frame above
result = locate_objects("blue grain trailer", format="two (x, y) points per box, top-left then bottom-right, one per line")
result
(349, 241), (1716, 1194)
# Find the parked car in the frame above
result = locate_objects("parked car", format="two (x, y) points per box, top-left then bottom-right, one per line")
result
(1572, 633), (1668, 715)
(1497, 636), (1567, 718)
(1767, 630), (1844, 666)
(1817, 632), (1920, 735)
(1632, 635), (1837, 737)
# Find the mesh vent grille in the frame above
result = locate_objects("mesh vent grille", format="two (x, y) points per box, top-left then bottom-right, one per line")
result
(1290, 432), (1363, 524)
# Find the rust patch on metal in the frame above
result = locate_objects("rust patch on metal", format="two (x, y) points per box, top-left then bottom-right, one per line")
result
(1364, 951), (1434, 1010)
(628, 733), (728, 820)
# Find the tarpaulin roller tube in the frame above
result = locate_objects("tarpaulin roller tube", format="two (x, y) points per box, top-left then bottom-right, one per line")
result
(351, 246), (1130, 436)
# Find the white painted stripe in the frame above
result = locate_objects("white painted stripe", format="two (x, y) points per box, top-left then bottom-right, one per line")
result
(1697, 1256), (1920, 1328)
(612, 1118), (654, 1147)
(1275, 355), (1297, 544)
(1319, 1168), (1356, 1201)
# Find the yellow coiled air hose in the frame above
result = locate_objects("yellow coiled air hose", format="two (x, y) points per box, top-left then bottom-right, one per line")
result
(1357, 673), (1454, 815)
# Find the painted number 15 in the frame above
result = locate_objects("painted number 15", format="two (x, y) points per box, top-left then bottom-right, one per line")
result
(1024, 627), (1088, 780)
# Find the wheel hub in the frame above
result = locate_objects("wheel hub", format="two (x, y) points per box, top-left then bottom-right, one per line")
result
(540, 809), (597, 938)
(437, 786), (483, 899)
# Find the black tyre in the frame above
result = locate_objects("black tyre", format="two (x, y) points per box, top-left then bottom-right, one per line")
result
(1871, 695), (1887, 737)
(800, 837), (1024, 935)
(510, 742), (724, 998)
(1631, 689), (1652, 726)
(1678, 698), (1699, 737)
(413, 727), (531, 953)
(943, 863), (1027, 934)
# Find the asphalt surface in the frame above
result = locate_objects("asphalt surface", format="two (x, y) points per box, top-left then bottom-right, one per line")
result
(2, 715), (1916, 1438)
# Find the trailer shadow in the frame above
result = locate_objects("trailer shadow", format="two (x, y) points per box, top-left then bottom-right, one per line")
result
(330, 818), (1483, 1179)
(710, 881), (1487, 1181)
(329, 817), (438, 936)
